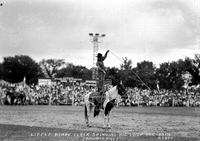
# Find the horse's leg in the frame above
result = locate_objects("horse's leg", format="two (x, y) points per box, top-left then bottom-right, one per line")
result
(103, 113), (111, 128)
(104, 114), (107, 128)
(84, 104), (89, 125)
(85, 104), (91, 127)
(104, 101), (112, 128)
(103, 102), (108, 128)
(103, 109), (109, 128)
(107, 113), (111, 128)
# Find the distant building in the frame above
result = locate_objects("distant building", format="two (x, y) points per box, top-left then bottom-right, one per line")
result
(38, 78), (52, 86)
(54, 77), (83, 86)
(85, 80), (97, 87)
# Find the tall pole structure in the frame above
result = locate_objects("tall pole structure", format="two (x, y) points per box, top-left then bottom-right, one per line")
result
(193, 0), (200, 52)
(196, 0), (200, 75)
(198, 0), (200, 51)
(89, 33), (106, 80)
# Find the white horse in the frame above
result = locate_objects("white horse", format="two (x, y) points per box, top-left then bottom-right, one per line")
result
(84, 84), (127, 128)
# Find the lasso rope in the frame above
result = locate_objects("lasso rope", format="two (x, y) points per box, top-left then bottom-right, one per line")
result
(109, 50), (151, 90)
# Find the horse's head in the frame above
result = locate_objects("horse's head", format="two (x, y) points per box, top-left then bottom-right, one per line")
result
(117, 83), (128, 99)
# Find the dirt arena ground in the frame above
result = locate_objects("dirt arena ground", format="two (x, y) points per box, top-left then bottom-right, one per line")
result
(0, 105), (199, 141)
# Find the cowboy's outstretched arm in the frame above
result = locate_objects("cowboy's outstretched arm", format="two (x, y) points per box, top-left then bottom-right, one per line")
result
(102, 50), (109, 61)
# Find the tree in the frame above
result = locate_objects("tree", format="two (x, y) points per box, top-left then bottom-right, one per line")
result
(106, 67), (121, 86)
(118, 57), (136, 87)
(39, 59), (65, 78)
(120, 57), (132, 70)
(56, 63), (74, 78)
(71, 65), (92, 80)
(168, 61), (184, 90)
(2, 55), (43, 85)
(56, 63), (92, 80)
(135, 61), (156, 89)
(0, 63), (3, 79)
(187, 55), (200, 85)
(156, 62), (171, 90)
(156, 60), (186, 90)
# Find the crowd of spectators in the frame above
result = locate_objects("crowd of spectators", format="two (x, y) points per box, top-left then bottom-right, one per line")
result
(0, 81), (200, 107)
(125, 87), (200, 107)
(0, 82), (95, 106)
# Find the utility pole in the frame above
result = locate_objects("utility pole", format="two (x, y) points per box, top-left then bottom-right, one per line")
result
(89, 33), (106, 80)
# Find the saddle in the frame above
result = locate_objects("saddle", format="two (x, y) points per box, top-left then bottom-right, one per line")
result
(89, 91), (106, 117)
(89, 91), (105, 108)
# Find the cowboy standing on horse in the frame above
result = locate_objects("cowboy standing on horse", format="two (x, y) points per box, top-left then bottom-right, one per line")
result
(94, 50), (109, 114)
(96, 50), (109, 94)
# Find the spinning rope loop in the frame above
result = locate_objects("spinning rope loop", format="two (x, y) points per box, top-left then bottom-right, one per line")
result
(109, 50), (151, 90)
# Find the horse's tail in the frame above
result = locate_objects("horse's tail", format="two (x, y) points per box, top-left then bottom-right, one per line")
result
(84, 105), (88, 120)
(94, 98), (100, 117)
(94, 106), (100, 117)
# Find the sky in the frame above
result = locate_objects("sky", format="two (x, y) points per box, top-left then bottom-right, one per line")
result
(0, 0), (199, 68)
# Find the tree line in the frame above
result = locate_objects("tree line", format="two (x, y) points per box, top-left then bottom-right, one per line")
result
(0, 54), (200, 91)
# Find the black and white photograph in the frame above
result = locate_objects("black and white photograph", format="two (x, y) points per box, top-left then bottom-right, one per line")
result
(0, 0), (200, 140)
